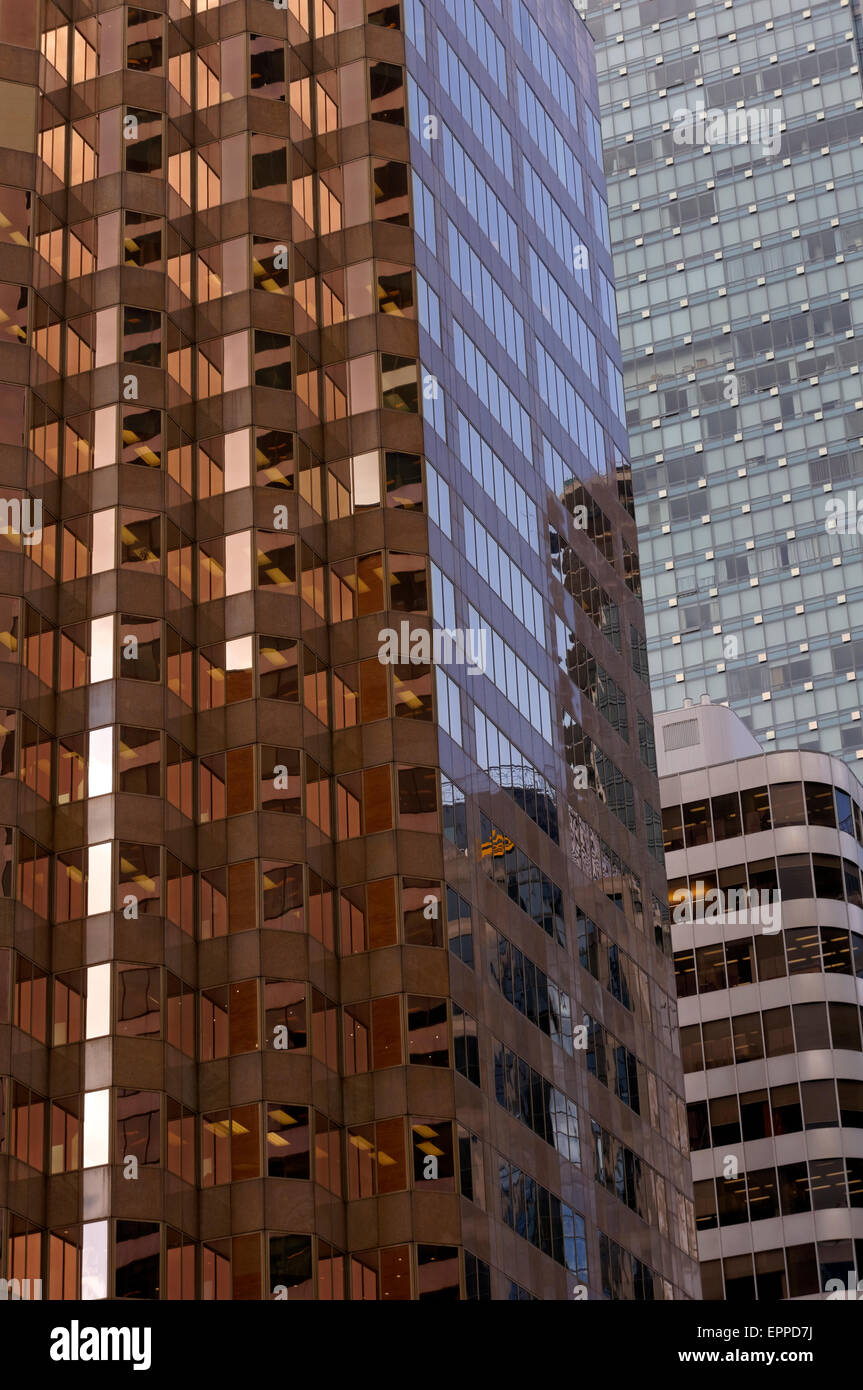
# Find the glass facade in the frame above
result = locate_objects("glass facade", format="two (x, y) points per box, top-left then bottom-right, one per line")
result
(0, 0), (697, 1300)
(588, 0), (863, 769)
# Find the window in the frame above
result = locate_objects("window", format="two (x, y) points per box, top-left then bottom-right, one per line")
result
(260, 747), (301, 813)
(126, 8), (163, 73)
(709, 1095), (739, 1147)
(694, 1180), (716, 1231)
(398, 766), (436, 830)
(829, 1002), (861, 1052)
(740, 1089), (770, 1141)
(257, 534), (296, 589)
(802, 1080), (837, 1131)
(662, 805), (683, 853)
(123, 306), (161, 366)
(687, 1102), (709, 1152)
(250, 34), (285, 99)
(680, 1025), (703, 1074)
(116, 964), (160, 1036)
(821, 926), (852, 974)
(403, 878), (442, 949)
(122, 407), (161, 467)
(711, 791), (741, 840)
(726, 938), (754, 987)
(805, 782), (836, 828)
(407, 996), (448, 1067)
(717, 1175), (748, 1226)
(266, 1105), (309, 1178)
(411, 1120), (454, 1189)
(793, 1003), (830, 1052)
(813, 854), (844, 900)
(125, 109), (162, 174)
(772, 1084), (802, 1137)
(261, 866), (303, 935)
(747, 1168), (778, 1222)
(741, 785), (770, 833)
(250, 135), (288, 200)
(115, 1222), (159, 1299)
(674, 949), (696, 998)
(369, 61), (404, 124)
(732, 1012), (763, 1063)
(785, 927), (820, 974)
(702, 1018), (733, 1069)
(763, 1006), (794, 1056)
(117, 1090), (160, 1168)
(381, 355), (418, 411)
(755, 929), (785, 982)
(254, 330), (291, 389)
(839, 1079), (863, 1128)
(373, 159), (409, 223)
(777, 854), (813, 902)
(453, 1004), (479, 1085)
(695, 943), (725, 994)
(808, 1159), (846, 1213)
(770, 781), (805, 829)
(836, 789), (855, 836)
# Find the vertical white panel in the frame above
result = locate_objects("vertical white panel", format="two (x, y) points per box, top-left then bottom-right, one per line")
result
(91, 509), (116, 573)
(86, 845), (112, 918)
(85, 963), (111, 1038)
(87, 727), (113, 797)
(225, 530), (252, 595)
(81, 1220), (109, 1301)
(83, 1089), (110, 1168)
(89, 615), (114, 683)
(224, 429), (251, 491)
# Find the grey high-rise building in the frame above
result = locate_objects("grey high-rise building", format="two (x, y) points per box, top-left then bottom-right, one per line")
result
(588, 0), (863, 771)
(0, 0), (697, 1301)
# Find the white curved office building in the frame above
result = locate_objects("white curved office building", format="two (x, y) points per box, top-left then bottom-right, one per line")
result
(660, 698), (863, 1299)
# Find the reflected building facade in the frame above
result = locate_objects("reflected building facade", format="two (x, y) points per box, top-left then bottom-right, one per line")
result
(0, 0), (698, 1299)
(660, 699), (863, 1298)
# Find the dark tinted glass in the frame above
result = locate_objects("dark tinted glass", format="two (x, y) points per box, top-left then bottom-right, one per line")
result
(683, 798), (711, 847)
(711, 791), (741, 840)
(805, 782), (836, 827)
(741, 785), (771, 833)
(770, 781), (805, 828)
(662, 804), (684, 853)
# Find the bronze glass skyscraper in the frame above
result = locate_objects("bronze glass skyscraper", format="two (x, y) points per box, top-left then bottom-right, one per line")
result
(0, 0), (698, 1301)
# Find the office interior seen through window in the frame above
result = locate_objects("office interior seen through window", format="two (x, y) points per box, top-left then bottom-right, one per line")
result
(0, 0), (858, 1319)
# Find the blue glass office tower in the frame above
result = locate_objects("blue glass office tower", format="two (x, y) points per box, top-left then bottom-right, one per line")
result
(403, 0), (699, 1298)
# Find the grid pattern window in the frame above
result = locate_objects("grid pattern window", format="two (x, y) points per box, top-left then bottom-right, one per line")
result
(412, 171), (437, 252)
(454, 322), (532, 458)
(456, 414), (539, 553)
(435, 33), (513, 181)
(523, 155), (587, 268)
(464, 510), (544, 636)
(447, 220), (526, 367)
(536, 343), (606, 476)
(441, 127), (520, 274)
(516, 70), (583, 204)
(439, 0), (507, 94)
(512, 0), (578, 126)
(528, 247), (599, 388)
(468, 604), (552, 744)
